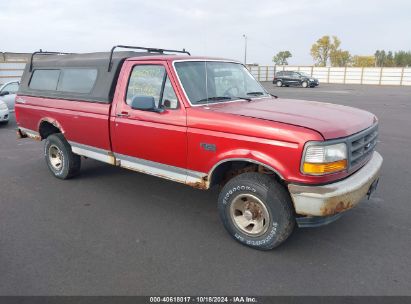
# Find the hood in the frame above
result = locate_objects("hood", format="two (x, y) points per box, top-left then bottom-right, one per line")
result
(204, 97), (376, 140)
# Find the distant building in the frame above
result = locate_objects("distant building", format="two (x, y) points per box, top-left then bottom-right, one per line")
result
(0, 53), (30, 62)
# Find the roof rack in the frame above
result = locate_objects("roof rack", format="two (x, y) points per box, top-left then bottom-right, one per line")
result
(29, 50), (71, 72)
(107, 45), (191, 72)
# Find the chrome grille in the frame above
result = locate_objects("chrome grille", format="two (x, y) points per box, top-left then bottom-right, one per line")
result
(348, 124), (378, 168)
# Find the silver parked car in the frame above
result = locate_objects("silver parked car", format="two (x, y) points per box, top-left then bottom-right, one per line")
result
(0, 100), (10, 125)
(0, 81), (20, 111)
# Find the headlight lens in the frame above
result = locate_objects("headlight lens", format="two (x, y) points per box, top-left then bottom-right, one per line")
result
(302, 143), (347, 175)
(0, 103), (7, 110)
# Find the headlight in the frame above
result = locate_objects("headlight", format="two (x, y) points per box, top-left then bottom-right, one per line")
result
(302, 143), (347, 175)
(0, 103), (7, 110)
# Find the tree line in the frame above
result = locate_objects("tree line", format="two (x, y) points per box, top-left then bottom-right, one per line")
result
(272, 35), (411, 67)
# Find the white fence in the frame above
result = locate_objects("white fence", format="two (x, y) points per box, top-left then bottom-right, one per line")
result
(1, 62), (411, 86)
(247, 65), (411, 86)
(0, 62), (26, 85)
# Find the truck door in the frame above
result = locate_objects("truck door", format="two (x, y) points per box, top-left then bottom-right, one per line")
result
(110, 60), (188, 183)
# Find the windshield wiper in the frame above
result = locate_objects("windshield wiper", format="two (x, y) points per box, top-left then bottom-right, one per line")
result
(234, 96), (252, 101)
(196, 96), (251, 103)
(196, 96), (232, 103)
(246, 91), (265, 96)
(247, 91), (278, 99)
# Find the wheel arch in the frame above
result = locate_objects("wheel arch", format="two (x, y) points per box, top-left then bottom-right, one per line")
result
(208, 158), (285, 188)
(38, 118), (64, 140)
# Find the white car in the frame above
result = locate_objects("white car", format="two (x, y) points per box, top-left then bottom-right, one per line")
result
(0, 81), (20, 111)
(0, 100), (9, 125)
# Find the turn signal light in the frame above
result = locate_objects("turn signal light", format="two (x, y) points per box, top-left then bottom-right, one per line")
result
(303, 159), (347, 175)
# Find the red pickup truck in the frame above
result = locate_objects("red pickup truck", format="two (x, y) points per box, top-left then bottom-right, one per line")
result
(15, 46), (382, 250)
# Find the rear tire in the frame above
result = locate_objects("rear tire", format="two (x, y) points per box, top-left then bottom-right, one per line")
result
(276, 80), (283, 87)
(44, 133), (81, 179)
(218, 172), (295, 250)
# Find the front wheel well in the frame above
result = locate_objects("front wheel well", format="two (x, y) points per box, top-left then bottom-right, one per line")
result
(209, 160), (283, 188)
(39, 121), (61, 140)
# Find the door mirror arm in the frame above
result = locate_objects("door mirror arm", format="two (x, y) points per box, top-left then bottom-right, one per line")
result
(148, 104), (165, 113)
(152, 106), (165, 113)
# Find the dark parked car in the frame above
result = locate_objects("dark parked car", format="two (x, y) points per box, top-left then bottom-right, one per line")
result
(273, 71), (319, 88)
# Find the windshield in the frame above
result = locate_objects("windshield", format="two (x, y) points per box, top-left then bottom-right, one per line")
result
(174, 61), (269, 105)
(299, 72), (311, 77)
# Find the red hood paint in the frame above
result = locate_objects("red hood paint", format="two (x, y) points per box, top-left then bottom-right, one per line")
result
(204, 97), (376, 139)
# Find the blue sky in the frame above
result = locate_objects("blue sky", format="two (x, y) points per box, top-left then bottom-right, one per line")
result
(1, 0), (410, 65)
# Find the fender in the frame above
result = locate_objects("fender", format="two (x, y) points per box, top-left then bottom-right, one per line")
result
(37, 117), (65, 136)
(205, 146), (291, 189)
(17, 117), (64, 141)
(208, 157), (285, 181)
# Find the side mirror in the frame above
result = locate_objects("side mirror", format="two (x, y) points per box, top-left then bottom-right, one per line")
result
(130, 96), (164, 113)
(0, 91), (10, 97)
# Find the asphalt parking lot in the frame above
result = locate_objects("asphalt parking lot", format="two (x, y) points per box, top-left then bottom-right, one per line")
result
(1, 83), (411, 296)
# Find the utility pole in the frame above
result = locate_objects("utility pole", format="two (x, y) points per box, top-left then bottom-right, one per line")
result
(242, 34), (247, 65)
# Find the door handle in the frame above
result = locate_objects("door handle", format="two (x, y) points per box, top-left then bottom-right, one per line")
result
(116, 112), (130, 118)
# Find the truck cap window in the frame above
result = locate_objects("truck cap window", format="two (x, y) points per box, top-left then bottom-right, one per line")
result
(57, 69), (98, 93)
(174, 61), (268, 105)
(29, 69), (97, 94)
(29, 70), (60, 91)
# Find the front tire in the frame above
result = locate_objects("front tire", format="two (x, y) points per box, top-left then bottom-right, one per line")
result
(44, 133), (81, 179)
(218, 173), (295, 250)
(276, 80), (283, 87)
(302, 81), (308, 88)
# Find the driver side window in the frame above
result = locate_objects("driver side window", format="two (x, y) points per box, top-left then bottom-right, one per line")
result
(126, 65), (178, 109)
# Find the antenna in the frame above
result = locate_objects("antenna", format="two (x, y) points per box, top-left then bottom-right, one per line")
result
(205, 61), (209, 107)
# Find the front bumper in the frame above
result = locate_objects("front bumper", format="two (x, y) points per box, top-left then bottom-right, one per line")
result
(288, 151), (383, 217)
(0, 108), (9, 121)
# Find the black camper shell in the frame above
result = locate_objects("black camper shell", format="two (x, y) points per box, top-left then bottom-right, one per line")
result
(18, 46), (190, 103)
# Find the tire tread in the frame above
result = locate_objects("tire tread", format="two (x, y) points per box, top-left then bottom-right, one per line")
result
(45, 133), (81, 179)
(218, 172), (295, 250)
